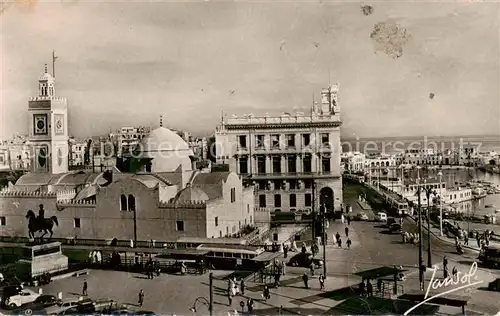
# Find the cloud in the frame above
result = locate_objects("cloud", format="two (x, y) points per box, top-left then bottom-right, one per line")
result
(1, 1), (499, 139)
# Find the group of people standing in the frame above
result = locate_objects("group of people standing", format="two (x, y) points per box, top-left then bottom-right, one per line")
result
(332, 227), (352, 249)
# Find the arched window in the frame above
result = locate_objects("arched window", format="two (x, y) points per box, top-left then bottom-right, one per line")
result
(120, 194), (127, 211)
(128, 195), (136, 211)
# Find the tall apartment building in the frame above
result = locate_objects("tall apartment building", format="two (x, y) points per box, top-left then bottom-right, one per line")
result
(117, 126), (151, 157)
(215, 85), (343, 215)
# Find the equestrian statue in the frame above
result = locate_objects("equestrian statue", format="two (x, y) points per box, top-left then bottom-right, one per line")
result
(25, 204), (59, 243)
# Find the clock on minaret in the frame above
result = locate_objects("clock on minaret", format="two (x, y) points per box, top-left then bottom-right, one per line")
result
(33, 114), (48, 135)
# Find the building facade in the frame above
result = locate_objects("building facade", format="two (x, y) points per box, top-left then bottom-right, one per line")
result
(0, 170), (254, 241)
(69, 138), (88, 167)
(117, 127), (151, 157)
(341, 151), (365, 172)
(215, 85), (343, 215)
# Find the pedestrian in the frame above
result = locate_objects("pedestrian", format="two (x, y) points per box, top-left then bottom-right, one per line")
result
(262, 285), (270, 300)
(366, 279), (373, 297)
(338, 237), (342, 248)
(347, 216), (351, 226)
(247, 298), (254, 313)
(274, 273), (280, 288)
(464, 234), (469, 246)
(227, 289), (233, 305)
(444, 266), (449, 279)
(310, 262), (315, 276)
(345, 226), (349, 237)
(138, 289), (144, 307)
(476, 236), (481, 248)
(347, 238), (352, 249)
(319, 274), (325, 290)
(443, 256), (448, 270)
(302, 273), (309, 289)
(283, 245), (288, 258)
(359, 279), (366, 297)
(240, 279), (245, 295)
(82, 280), (88, 296)
(335, 232), (341, 242)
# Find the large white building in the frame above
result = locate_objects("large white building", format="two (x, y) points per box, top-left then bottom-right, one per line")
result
(341, 151), (365, 172)
(215, 85), (343, 215)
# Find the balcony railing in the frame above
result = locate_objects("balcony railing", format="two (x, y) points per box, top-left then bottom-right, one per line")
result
(246, 172), (340, 179)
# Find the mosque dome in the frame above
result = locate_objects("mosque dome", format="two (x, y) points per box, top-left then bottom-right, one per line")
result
(39, 72), (54, 81)
(135, 127), (194, 172)
(174, 186), (209, 203)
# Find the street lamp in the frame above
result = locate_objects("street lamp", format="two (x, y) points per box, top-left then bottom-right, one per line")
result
(320, 202), (327, 278)
(189, 273), (213, 316)
(437, 171), (443, 236)
(422, 179), (436, 268)
(415, 174), (424, 291)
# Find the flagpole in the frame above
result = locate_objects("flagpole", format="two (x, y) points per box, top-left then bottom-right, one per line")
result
(52, 50), (57, 78)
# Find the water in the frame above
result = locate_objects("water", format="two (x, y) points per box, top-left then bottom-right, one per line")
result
(341, 135), (500, 155)
(386, 167), (500, 217)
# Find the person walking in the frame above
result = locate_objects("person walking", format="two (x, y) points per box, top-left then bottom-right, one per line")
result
(464, 234), (469, 246)
(283, 245), (288, 258)
(82, 280), (88, 296)
(345, 226), (349, 238)
(338, 237), (342, 248)
(319, 274), (325, 290)
(310, 262), (315, 276)
(302, 273), (309, 289)
(335, 232), (341, 241)
(138, 289), (144, 307)
(443, 256), (448, 270)
(366, 279), (373, 297)
(227, 289), (233, 306)
(359, 280), (366, 297)
(246, 298), (254, 313)
(347, 238), (352, 249)
(347, 215), (351, 226)
(262, 285), (270, 300)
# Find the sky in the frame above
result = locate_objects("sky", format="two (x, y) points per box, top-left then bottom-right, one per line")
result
(1, 0), (499, 139)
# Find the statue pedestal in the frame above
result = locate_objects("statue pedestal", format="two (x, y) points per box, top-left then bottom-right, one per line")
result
(17, 242), (68, 278)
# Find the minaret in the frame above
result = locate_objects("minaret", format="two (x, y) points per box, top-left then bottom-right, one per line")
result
(28, 64), (69, 174)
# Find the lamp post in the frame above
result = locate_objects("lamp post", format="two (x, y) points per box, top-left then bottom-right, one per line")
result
(189, 273), (214, 316)
(416, 176), (424, 291)
(320, 202), (327, 278)
(422, 179), (436, 268)
(438, 171), (443, 236)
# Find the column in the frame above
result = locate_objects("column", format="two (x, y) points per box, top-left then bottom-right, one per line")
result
(296, 154), (302, 173)
(265, 154), (271, 174)
(311, 153), (317, 173)
(281, 154), (286, 173)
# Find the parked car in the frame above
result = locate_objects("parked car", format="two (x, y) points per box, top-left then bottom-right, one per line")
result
(4, 289), (40, 309)
(287, 252), (323, 268)
(386, 217), (396, 227)
(33, 295), (59, 307)
(376, 212), (388, 222)
(0, 284), (24, 306)
(390, 223), (402, 234)
(45, 298), (92, 315)
(488, 278), (500, 291)
(355, 212), (369, 221)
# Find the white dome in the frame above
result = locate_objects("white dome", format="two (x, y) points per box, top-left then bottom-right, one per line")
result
(135, 127), (194, 172)
(39, 72), (54, 81)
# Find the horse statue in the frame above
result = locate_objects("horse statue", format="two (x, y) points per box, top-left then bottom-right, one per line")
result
(25, 210), (59, 243)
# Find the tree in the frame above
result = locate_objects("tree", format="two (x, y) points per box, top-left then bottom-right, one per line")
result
(84, 139), (93, 166)
(206, 135), (216, 162)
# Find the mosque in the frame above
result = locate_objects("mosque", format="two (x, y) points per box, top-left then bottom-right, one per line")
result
(0, 67), (255, 244)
